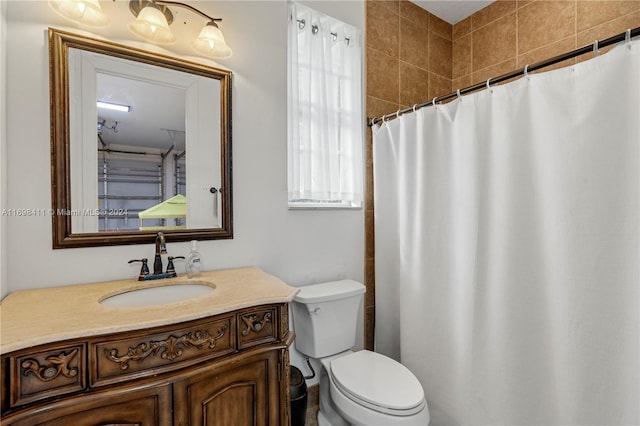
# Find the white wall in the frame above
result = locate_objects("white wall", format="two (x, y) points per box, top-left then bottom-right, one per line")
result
(0, 0), (7, 299)
(1, 1), (364, 303)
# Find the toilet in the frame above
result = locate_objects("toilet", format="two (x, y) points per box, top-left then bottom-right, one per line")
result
(292, 280), (430, 426)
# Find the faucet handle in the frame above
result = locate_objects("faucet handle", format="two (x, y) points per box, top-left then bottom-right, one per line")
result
(166, 256), (185, 274)
(128, 258), (150, 280)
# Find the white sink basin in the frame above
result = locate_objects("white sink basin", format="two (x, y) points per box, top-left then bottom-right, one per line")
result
(100, 283), (214, 308)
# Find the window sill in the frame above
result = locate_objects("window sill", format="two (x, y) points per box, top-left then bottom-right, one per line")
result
(288, 201), (362, 210)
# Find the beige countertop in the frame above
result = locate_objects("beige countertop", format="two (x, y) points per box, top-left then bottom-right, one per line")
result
(0, 267), (299, 354)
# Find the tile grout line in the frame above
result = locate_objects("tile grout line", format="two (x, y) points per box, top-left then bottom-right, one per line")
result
(574, 0), (580, 58)
(515, 1), (519, 59)
(396, 0), (401, 108)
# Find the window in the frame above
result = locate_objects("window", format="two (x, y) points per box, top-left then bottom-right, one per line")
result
(287, 2), (363, 208)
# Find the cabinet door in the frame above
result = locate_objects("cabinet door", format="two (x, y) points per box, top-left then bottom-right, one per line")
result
(3, 383), (172, 426)
(174, 351), (281, 426)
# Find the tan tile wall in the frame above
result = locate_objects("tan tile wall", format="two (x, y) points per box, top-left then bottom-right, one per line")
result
(364, 0), (640, 351)
(364, 0), (453, 349)
(453, 0), (640, 90)
(366, 0), (453, 119)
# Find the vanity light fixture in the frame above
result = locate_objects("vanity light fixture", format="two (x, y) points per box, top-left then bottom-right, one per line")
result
(97, 101), (131, 112)
(191, 21), (232, 59)
(48, 0), (110, 28)
(128, 0), (233, 59)
(49, 0), (233, 59)
(127, 2), (176, 45)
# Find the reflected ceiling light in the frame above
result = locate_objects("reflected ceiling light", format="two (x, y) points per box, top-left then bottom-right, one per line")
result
(48, 0), (110, 28)
(128, 0), (233, 58)
(97, 101), (131, 112)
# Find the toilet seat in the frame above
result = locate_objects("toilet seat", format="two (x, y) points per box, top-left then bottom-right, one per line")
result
(330, 350), (426, 416)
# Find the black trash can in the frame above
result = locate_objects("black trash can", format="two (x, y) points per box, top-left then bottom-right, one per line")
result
(290, 366), (308, 426)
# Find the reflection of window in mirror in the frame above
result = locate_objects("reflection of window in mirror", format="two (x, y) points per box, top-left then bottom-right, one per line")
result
(68, 47), (222, 233)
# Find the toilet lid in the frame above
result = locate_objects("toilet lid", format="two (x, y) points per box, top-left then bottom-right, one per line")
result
(330, 350), (425, 413)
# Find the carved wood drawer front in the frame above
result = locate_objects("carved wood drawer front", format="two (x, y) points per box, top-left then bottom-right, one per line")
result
(237, 306), (278, 349)
(90, 315), (236, 387)
(9, 344), (86, 408)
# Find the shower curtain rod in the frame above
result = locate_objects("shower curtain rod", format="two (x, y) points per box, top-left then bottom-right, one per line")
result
(369, 26), (640, 127)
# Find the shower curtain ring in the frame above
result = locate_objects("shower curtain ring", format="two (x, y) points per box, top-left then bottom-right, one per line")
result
(456, 89), (461, 99)
(412, 104), (418, 113)
(593, 39), (599, 55)
(432, 96), (438, 107)
(486, 78), (492, 89)
(524, 64), (530, 78)
(396, 109), (402, 118)
(626, 29), (632, 49)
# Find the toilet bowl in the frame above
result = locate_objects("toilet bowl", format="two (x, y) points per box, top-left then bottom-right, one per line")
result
(292, 280), (430, 425)
(322, 350), (430, 425)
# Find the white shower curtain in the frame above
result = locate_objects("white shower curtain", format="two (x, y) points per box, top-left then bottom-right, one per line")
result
(373, 40), (639, 425)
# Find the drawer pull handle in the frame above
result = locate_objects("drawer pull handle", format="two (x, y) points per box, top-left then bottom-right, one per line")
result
(104, 324), (229, 370)
(241, 312), (272, 336)
(21, 349), (79, 382)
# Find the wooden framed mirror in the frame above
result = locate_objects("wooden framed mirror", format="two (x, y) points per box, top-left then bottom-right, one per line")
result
(49, 28), (232, 248)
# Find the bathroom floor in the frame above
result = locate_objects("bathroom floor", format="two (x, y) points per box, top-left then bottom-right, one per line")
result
(304, 384), (319, 426)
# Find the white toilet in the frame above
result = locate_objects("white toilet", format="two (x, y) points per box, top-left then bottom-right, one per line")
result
(292, 280), (430, 426)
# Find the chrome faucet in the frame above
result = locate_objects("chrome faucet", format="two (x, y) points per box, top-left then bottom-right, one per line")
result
(153, 232), (167, 275)
(128, 232), (184, 281)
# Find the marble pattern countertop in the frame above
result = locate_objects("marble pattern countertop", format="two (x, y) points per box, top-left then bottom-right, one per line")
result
(0, 267), (299, 354)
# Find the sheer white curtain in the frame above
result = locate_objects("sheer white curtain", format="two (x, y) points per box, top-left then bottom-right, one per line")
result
(374, 40), (639, 425)
(287, 1), (363, 205)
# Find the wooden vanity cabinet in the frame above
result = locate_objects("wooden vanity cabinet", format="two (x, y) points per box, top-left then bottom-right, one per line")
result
(174, 348), (282, 426)
(4, 382), (173, 426)
(1, 303), (293, 426)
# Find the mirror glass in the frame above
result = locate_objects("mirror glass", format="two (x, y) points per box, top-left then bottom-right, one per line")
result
(50, 29), (233, 248)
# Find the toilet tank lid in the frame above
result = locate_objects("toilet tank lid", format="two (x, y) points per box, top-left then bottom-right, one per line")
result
(294, 280), (365, 304)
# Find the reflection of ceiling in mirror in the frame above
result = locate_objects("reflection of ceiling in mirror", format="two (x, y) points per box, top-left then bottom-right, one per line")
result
(97, 73), (186, 151)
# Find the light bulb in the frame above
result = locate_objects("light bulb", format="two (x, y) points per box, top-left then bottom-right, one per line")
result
(127, 5), (176, 45)
(191, 22), (232, 59)
(48, 0), (110, 28)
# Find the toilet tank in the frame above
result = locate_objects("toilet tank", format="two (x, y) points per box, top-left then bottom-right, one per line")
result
(292, 280), (365, 358)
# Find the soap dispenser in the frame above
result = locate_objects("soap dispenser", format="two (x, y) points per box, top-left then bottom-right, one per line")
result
(186, 240), (202, 278)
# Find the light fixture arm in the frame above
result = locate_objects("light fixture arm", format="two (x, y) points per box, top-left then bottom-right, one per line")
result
(153, 0), (222, 24)
(127, 0), (232, 58)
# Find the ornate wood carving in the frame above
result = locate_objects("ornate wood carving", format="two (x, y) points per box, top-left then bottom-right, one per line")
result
(241, 312), (272, 336)
(280, 306), (289, 339)
(3, 303), (291, 423)
(21, 349), (79, 382)
(104, 324), (229, 370)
